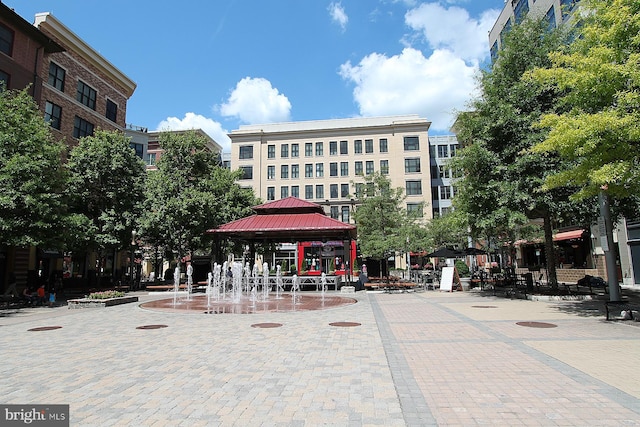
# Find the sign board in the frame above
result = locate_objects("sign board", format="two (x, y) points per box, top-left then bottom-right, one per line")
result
(440, 266), (454, 292)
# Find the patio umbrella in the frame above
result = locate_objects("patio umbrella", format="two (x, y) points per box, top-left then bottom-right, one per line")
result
(426, 247), (463, 258)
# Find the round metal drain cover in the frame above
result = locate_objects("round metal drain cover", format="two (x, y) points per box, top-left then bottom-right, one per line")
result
(28, 326), (62, 331)
(472, 305), (497, 308)
(251, 323), (283, 328)
(136, 324), (168, 330)
(516, 321), (557, 328)
(329, 322), (361, 327)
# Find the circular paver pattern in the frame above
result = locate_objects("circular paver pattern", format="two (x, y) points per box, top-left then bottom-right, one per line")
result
(28, 326), (62, 331)
(141, 294), (356, 314)
(516, 321), (558, 328)
(136, 324), (168, 330)
(329, 322), (361, 327)
(251, 323), (283, 328)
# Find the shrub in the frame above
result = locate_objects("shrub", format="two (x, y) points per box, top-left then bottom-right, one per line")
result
(455, 260), (470, 277)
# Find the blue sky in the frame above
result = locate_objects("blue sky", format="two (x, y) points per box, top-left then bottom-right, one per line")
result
(10, 0), (506, 152)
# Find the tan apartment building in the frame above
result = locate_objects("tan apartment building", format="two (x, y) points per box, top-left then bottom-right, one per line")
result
(230, 115), (433, 223)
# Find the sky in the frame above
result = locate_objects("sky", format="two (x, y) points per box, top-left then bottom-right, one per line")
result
(10, 0), (506, 153)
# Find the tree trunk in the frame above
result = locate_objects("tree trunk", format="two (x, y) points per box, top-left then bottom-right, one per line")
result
(543, 214), (558, 289)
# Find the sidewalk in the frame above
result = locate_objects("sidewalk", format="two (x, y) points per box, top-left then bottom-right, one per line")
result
(1, 289), (640, 426)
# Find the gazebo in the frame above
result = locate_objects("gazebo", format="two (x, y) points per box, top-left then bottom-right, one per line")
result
(206, 197), (357, 288)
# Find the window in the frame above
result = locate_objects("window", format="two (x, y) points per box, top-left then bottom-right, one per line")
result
(431, 186), (439, 201)
(281, 186), (289, 198)
(305, 164), (313, 178)
(340, 140), (348, 155)
(291, 164), (299, 178)
(281, 144), (289, 158)
(291, 185), (299, 198)
(365, 139), (373, 153)
(73, 116), (94, 138)
(315, 163), (324, 177)
(429, 144), (436, 158)
(365, 161), (374, 175)
(281, 165), (289, 179)
(405, 158), (421, 173)
(380, 160), (389, 175)
(48, 62), (65, 92)
(315, 185), (324, 200)
(315, 142), (323, 156)
(341, 184), (349, 198)
(437, 145), (448, 158)
(105, 99), (117, 122)
(130, 142), (144, 159)
(340, 162), (349, 176)
(239, 145), (253, 159)
(268, 145), (276, 159)
(407, 203), (423, 218)
(406, 180), (422, 195)
(450, 144), (457, 157)
(341, 207), (350, 223)
(267, 165), (275, 179)
(267, 187), (275, 201)
(490, 40), (499, 63)
(305, 142), (313, 156)
(305, 185), (313, 199)
(330, 141), (337, 155)
(330, 162), (338, 177)
(330, 184), (338, 199)
(514, 0), (529, 23)
(379, 138), (388, 153)
(0, 22), (14, 56)
(440, 186), (452, 199)
(291, 143), (299, 157)
(404, 136), (420, 151)
(355, 161), (363, 175)
(354, 139), (362, 154)
(330, 206), (339, 219)
(546, 5), (557, 31)
(146, 153), (156, 166)
(77, 80), (97, 110)
(45, 101), (62, 130)
(431, 166), (439, 179)
(239, 166), (253, 179)
(355, 183), (364, 198)
(0, 69), (9, 89)
(438, 165), (450, 179)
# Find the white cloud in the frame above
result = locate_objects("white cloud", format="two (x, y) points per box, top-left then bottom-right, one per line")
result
(328, 2), (348, 31)
(405, 2), (500, 63)
(339, 47), (479, 131)
(219, 77), (291, 124)
(156, 112), (232, 153)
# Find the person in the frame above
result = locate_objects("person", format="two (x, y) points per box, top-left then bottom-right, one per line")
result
(36, 284), (46, 306)
(22, 286), (36, 306)
(3, 272), (18, 297)
(48, 282), (56, 307)
(357, 270), (368, 291)
(226, 266), (233, 279)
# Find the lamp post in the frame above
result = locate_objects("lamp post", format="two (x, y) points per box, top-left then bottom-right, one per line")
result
(130, 230), (137, 291)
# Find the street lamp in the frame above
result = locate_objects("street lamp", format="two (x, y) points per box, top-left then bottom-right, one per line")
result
(130, 230), (137, 291)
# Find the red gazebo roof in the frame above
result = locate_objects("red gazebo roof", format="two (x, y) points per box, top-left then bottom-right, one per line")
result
(207, 197), (356, 241)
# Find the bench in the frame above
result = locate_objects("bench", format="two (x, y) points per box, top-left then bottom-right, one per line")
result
(605, 300), (640, 321)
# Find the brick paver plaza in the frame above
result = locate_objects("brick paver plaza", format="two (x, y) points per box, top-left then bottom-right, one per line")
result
(2, 289), (640, 426)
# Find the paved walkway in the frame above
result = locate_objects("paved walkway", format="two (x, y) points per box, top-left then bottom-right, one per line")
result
(1, 289), (640, 426)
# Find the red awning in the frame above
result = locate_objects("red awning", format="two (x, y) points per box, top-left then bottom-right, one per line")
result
(553, 229), (585, 242)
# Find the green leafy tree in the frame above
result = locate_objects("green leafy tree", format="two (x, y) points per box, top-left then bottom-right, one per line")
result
(66, 130), (146, 276)
(453, 17), (595, 286)
(353, 172), (407, 280)
(0, 88), (68, 247)
(139, 131), (257, 267)
(529, 0), (640, 203)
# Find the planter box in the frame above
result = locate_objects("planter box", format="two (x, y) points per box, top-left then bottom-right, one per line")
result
(67, 296), (138, 309)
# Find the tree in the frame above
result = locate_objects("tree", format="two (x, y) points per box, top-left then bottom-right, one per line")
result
(452, 16), (595, 286)
(353, 172), (407, 280)
(139, 131), (257, 267)
(66, 130), (146, 277)
(0, 88), (68, 247)
(529, 0), (640, 202)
